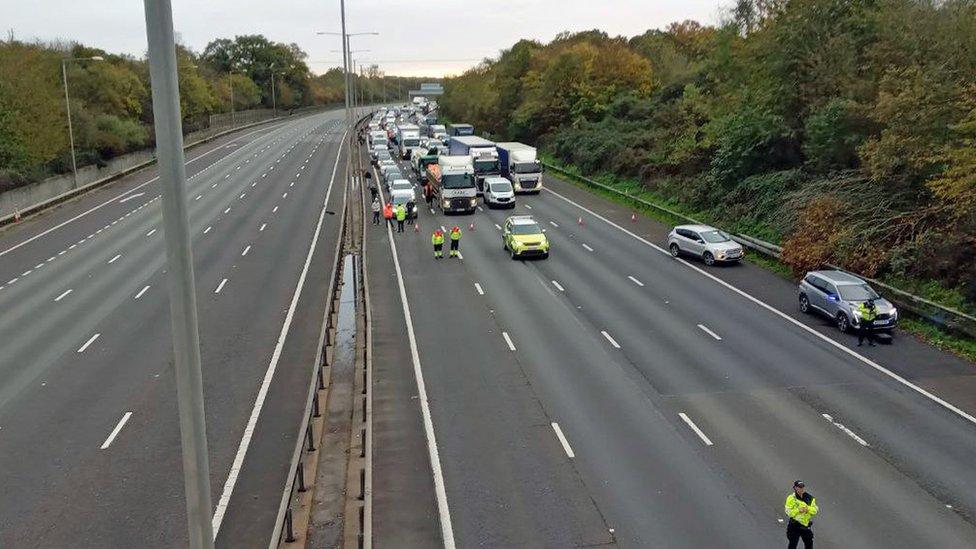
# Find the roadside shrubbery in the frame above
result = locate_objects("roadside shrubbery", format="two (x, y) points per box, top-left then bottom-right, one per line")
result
(442, 0), (976, 310)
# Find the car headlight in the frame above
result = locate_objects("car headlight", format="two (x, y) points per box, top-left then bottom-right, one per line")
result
(851, 308), (862, 317)
(891, 308), (898, 319)
(514, 182), (521, 190)
(470, 198), (477, 206)
(442, 200), (450, 208)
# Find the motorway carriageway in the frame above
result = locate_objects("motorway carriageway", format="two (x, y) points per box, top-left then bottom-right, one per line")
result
(366, 144), (976, 548)
(0, 109), (351, 546)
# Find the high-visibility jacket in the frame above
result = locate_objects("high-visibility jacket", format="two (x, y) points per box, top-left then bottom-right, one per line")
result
(383, 204), (393, 219)
(785, 492), (818, 527)
(395, 205), (407, 221)
(432, 232), (444, 245)
(450, 228), (461, 241)
(857, 302), (878, 322)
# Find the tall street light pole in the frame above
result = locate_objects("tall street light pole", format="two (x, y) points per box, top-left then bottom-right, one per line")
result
(61, 56), (103, 188)
(269, 64), (295, 118)
(142, 1), (215, 547)
(316, 28), (377, 125)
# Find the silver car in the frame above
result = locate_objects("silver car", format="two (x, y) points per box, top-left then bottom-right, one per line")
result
(798, 270), (898, 333)
(667, 224), (744, 265)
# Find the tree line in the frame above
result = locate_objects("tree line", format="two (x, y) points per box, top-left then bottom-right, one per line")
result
(0, 34), (424, 191)
(441, 0), (976, 308)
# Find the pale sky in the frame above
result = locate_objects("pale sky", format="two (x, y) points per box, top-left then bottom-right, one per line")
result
(2, 1), (726, 77)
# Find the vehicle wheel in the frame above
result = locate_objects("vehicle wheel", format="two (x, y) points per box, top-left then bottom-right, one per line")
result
(510, 248), (518, 260)
(799, 294), (811, 314)
(669, 243), (680, 257)
(542, 252), (549, 259)
(836, 313), (850, 333)
(703, 252), (715, 266)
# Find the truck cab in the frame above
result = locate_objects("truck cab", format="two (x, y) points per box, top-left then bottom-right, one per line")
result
(426, 155), (477, 214)
(448, 136), (500, 194)
(496, 142), (543, 194)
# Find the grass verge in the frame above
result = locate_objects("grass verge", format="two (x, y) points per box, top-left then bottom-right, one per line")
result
(544, 156), (976, 365)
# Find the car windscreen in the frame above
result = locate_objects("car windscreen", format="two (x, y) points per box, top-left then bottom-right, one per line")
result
(391, 195), (413, 205)
(510, 223), (541, 235)
(700, 230), (732, 243)
(403, 138), (420, 147)
(473, 159), (499, 173)
(839, 284), (880, 301)
(490, 182), (512, 193)
(392, 182), (412, 191)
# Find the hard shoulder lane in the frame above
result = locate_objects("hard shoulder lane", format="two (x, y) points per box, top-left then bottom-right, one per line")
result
(0, 114), (345, 546)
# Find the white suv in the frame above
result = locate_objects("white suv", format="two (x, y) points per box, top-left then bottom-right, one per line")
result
(667, 224), (743, 265)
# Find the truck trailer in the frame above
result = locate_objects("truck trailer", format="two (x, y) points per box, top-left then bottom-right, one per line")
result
(447, 123), (474, 137)
(496, 142), (543, 193)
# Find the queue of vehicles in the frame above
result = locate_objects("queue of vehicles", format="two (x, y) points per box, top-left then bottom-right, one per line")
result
(368, 106), (897, 341)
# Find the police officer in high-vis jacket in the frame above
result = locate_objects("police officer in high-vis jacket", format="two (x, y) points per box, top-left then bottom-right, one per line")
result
(785, 480), (818, 549)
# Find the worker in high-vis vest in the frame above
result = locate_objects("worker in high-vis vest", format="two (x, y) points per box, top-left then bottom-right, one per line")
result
(395, 204), (406, 233)
(785, 480), (818, 549)
(449, 226), (462, 257)
(432, 229), (445, 259)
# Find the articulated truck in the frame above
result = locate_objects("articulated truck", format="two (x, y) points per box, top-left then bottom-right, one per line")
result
(426, 156), (477, 214)
(496, 142), (543, 193)
(449, 135), (500, 194)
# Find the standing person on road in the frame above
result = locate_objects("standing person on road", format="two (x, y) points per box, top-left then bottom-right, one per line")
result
(365, 171), (377, 201)
(424, 182), (433, 210)
(395, 204), (407, 233)
(371, 197), (381, 225)
(449, 225), (462, 258)
(432, 229), (444, 259)
(856, 300), (878, 347)
(383, 201), (394, 227)
(785, 480), (818, 549)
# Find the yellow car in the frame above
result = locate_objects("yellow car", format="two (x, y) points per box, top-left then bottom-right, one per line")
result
(502, 215), (550, 259)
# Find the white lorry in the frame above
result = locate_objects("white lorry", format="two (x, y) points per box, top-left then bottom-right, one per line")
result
(496, 142), (543, 193)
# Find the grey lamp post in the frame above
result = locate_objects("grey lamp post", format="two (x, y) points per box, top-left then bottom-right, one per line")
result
(61, 55), (104, 188)
(316, 30), (377, 126)
(270, 63), (295, 118)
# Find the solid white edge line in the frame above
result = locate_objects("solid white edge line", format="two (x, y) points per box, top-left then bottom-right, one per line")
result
(502, 331), (517, 351)
(474, 282), (484, 295)
(377, 161), (457, 549)
(628, 275), (644, 287)
(551, 280), (565, 292)
(697, 324), (723, 341)
(77, 333), (100, 353)
(544, 187), (976, 427)
(212, 127), (345, 537)
(135, 285), (150, 300)
(679, 412), (714, 446)
(601, 330), (621, 349)
(0, 124), (281, 259)
(551, 422), (576, 458)
(100, 411), (133, 449)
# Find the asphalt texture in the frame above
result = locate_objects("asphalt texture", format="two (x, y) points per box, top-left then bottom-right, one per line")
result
(0, 109), (350, 546)
(365, 142), (976, 548)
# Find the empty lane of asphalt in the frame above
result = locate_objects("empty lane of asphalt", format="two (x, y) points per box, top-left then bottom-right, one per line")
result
(0, 111), (346, 546)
